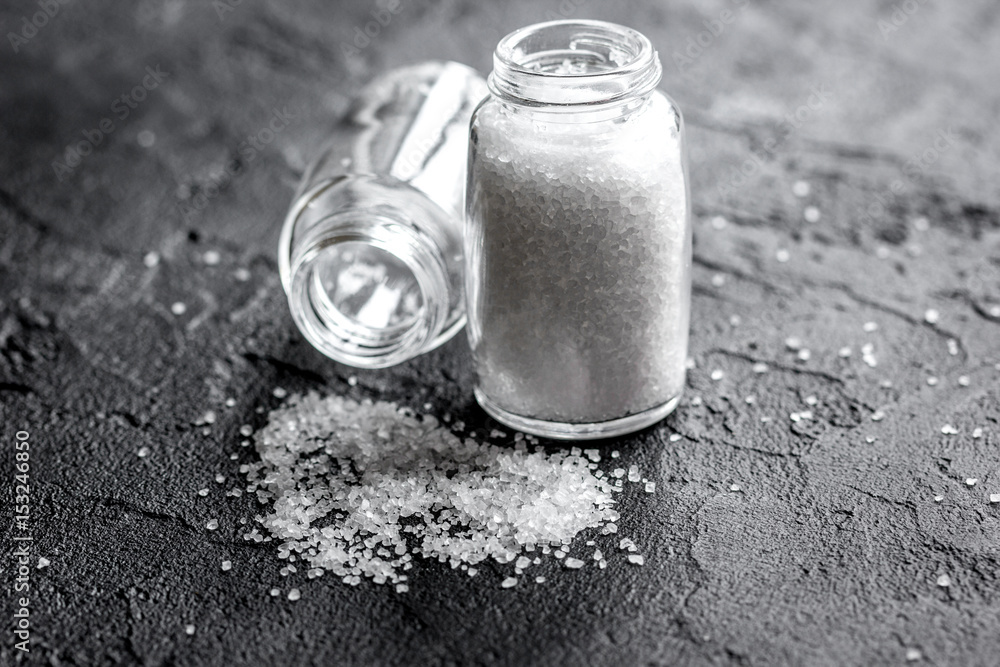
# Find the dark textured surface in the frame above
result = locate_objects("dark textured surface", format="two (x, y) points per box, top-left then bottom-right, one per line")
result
(2, 1), (1000, 665)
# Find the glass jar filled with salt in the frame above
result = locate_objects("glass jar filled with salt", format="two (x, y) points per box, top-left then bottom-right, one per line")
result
(280, 62), (487, 368)
(465, 20), (691, 439)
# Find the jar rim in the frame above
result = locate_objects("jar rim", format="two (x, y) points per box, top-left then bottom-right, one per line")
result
(490, 20), (662, 106)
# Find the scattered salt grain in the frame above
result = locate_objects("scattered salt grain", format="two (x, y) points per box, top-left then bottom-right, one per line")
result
(239, 425), (253, 437)
(612, 468), (626, 478)
(923, 309), (939, 324)
(244, 392), (623, 591)
(933, 495), (944, 503)
(940, 424), (958, 435)
(273, 387), (288, 399)
(395, 584), (409, 593)
(871, 410), (885, 422)
(775, 249), (790, 263)
(564, 558), (585, 569)
(803, 206), (820, 223)
(185, 624), (195, 636)
(936, 574), (951, 588)
(234, 267), (251, 282)
(205, 520), (218, 531)
(804, 395), (818, 406)
(785, 337), (802, 351)
(197, 488), (208, 497)
(143, 251), (160, 268)
(269, 588), (280, 597)
(957, 376), (970, 387)
(221, 560), (232, 571)
(611, 451), (620, 459)
(926, 377), (938, 387)
(797, 349), (811, 362)
(905, 648), (922, 662)
(203, 250), (221, 266)
(990, 494), (1000, 504)
(729, 484), (741, 492)
(501, 577), (518, 588)
(627, 554), (645, 565)
(37, 557), (50, 569)
(627, 465), (641, 483)
(215, 473), (225, 484)
(972, 428), (983, 439)
(669, 433), (682, 442)
(710, 369), (724, 381)
(752, 362), (769, 374)
(287, 588), (301, 600)
(792, 180), (811, 197)
(711, 273), (726, 287)
(137, 446), (150, 458)
(171, 302), (187, 316)
(225, 397), (236, 408)
(838, 346), (852, 358)
(710, 215), (728, 229)
(863, 321), (878, 333)
(947, 339), (959, 356)
(912, 216), (929, 231)
(965, 478), (977, 486)
(347, 376), (358, 386)
(645, 482), (655, 493)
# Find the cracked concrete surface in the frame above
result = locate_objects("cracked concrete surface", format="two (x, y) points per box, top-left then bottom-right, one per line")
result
(1, 0), (999, 665)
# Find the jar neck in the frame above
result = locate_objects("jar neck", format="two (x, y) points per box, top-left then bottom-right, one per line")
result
(488, 20), (662, 108)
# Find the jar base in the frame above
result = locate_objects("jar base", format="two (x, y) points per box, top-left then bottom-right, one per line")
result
(473, 388), (681, 441)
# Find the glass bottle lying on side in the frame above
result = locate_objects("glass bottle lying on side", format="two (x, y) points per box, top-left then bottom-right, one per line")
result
(465, 20), (692, 439)
(280, 62), (487, 368)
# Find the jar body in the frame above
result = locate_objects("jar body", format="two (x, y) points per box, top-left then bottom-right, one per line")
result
(465, 24), (691, 439)
(280, 62), (486, 368)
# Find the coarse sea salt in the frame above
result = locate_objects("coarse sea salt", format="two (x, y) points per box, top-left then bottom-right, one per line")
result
(244, 392), (622, 590)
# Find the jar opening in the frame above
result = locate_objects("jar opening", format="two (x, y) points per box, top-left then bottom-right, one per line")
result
(287, 213), (452, 369)
(490, 20), (662, 106)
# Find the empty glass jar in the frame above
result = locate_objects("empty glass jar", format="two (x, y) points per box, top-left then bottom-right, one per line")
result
(465, 20), (692, 439)
(280, 62), (487, 368)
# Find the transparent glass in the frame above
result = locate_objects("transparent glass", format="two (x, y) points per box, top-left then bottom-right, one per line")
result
(280, 62), (487, 368)
(466, 20), (691, 440)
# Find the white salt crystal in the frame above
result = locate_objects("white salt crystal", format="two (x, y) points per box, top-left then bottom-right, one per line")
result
(947, 339), (958, 356)
(203, 250), (221, 266)
(797, 349), (811, 361)
(957, 376), (970, 387)
(936, 574), (951, 587)
(185, 624), (195, 635)
(137, 446), (150, 458)
(837, 346), (852, 358)
(205, 520), (218, 531)
(752, 362), (769, 374)
(273, 387), (288, 399)
(933, 495), (944, 503)
(612, 468), (626, 478)
(197, 488), (208, 497)
(535, 576), (546, 583)
(710, 369), (724, 381)
(905, 648), (922, 662)
(564, 558), (585, 569)
(669, 433), (682, 442)
(803, 206), (820, 223)
(644, 482), (655, 493)
(501, 577), (518, 588)
(871, 410), (885, 422)
(923, 309), (939, 324)
(287, 588), (301, 600)
(792, 180), (810, 197)
(171, 302), (187, 316)
(593, 549), (603, 561)
(989, 494), (1000, 504)
(863, 321), (878, 333)
(775, 249), (790, 263)
(785, 337), (802, 351)
(395, 584), (409, 593)
(729, 484), (741, 492)
(926, 377), (938, 386)
(627, 554), (645, 565)
(221, 560), (232, 571)
(37, 557), (50, 569)
(215, 474), (225, 484)
(941, 424), (958, 435)
(239, 425), (253, 437)
(143, 251), (160, 268)
(627, 465), (641, 482)
(711, 215), (728, 229)
(965, 478), (977, 486)
(972, 428), (983, 439)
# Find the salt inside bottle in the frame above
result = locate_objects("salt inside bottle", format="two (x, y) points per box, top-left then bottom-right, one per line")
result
(465, 20), (692, 439)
